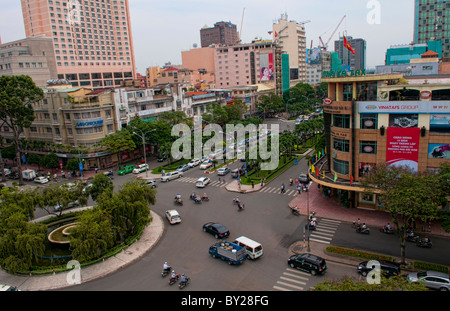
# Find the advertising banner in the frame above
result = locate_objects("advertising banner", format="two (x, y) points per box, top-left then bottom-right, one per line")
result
(428, 143), (450, 159)
(430, 114), (450, 133)
(386, 127), (420, 172)
(358, 101), (450, 114)
(260, 53), (274, 81)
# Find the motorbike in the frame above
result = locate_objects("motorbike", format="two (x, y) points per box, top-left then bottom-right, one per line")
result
(232, 198), (240, 205)
(406, 234), (419, 243)
(308, 221), (316, 231)
(289, 179), (293, 186)
(379, 226), (394, 234)
(416, 239), (432, 248)
(310, 212), (317, 223)
(237, 202), (245, 211)
(174, 198), (183, 205)
(356, 226), (370, 234)
(290, 207), (300, 216)
(161, 269), (170, 278)
(169, 273), (180, 285)
(201, 196), (209, 201)
(179, 277), (190, 289)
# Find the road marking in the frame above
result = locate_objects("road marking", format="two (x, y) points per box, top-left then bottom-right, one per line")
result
(272, 285), (291, 291)
(282, 272), (309, 281)
(276, 281), (303, 290)
(280, 277), (306, 286)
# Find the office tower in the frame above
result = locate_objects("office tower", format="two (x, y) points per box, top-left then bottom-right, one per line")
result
(334, 36), (366, 71)
(385, 40), (442, 65)
(272, 13), (307, 82)
(200, 21), (238, 48)
(20, 0), (136, 88)
(414, 0), (450, 58)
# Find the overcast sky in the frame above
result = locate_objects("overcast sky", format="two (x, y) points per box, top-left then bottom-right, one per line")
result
(1, 0), (415, 75)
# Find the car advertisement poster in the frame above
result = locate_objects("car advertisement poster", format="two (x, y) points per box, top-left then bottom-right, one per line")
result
(386, 127), (420, 172)
(428, 143), (450, 159)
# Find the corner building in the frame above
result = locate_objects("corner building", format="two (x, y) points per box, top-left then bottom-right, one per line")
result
(313, 72), (450, 210)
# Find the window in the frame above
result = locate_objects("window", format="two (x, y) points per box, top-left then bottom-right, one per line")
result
(333, 114), (351, 129)
(360, 141), (377, 154)
(343, 83), (353, 101)
(360, 113), (378, 129)
(333, 158), (349, 175)
(333, 138), (350, 153)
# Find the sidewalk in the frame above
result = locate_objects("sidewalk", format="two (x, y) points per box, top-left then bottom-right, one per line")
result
(0, 210), (164, 291)
(288, 182), (450, 237)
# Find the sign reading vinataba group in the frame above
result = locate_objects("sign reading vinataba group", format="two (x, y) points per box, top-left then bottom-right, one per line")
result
(386, 127), (420, 172)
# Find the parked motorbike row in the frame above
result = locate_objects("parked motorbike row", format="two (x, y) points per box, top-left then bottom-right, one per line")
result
(161, 266), (190, 289)
(352, 221), (433, 248)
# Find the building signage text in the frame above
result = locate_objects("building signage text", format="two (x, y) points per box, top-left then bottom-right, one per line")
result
(358, 101), (450, 114)
(322, 69), (366, 78)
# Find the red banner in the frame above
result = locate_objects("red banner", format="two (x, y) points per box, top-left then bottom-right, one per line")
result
(386, 127), (420, 172)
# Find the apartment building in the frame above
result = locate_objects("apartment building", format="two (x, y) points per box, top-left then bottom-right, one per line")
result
(0, 37), (57, 87)
(200, 21), (238, 48)
(20, 0), (136, 88)
(181, 46), (216, 89)
(272, 13), (307, 82)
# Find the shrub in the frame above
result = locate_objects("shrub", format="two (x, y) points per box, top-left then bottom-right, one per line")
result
(325, 246), (393, 261)
(414, 261), (448, 274)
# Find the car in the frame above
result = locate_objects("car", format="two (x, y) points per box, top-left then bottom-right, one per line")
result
(288, 253), (327, 275)
(157, 155), (167, 162)
(0, 284), (20, 291)
(299, 173), (309, 184)
(160, 170), (183, 182)
(0, 168), (11, 177)
(103, 171), (114, 179)
(357, 260), (400, 278)
(407, 271), (450, 291)
(54, 200), (80, 211)
(118, 165), (136, 175)
(217, 167), (230, 176)
(176, 164), (190, 172)
(165, 209), (181, 225)
(133, 164), (149, 174)
(188, 159), (201, 167)
(196, 177), (210, 188)
(34, 176), (49, 184)
(146, 179), (157, 188)
(199, 161), (212, 170)
(202, 222), (230, 239)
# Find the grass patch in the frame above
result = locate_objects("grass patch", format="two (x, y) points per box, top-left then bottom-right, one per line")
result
(151, 159), (190, 174)
(240, 156), (297, 185)
(205, 157), (237, 173)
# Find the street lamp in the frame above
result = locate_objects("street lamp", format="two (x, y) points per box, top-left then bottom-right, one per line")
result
(132, 129), (153, 178)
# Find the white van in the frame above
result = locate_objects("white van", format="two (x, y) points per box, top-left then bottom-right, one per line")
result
(233, 236), (263, 259)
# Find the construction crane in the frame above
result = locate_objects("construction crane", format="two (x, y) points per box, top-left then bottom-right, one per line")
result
(319, 15), (346, 50)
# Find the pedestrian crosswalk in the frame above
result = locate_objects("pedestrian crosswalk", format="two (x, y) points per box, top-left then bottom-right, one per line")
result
(175, 177), (228, 187)
(309, 218), (341, 245)
(259, 186), (299, 197)
(272, 267), (310, 291)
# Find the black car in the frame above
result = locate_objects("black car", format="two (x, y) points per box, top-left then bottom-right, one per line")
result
(357, 260), (400, 278)
(288, 254), (327, 275)
(202, 222), (230, 239)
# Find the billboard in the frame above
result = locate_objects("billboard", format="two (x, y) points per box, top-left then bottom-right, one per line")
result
(386, 127), (420, 172)
(358, 101), (450, 114)
(430, 114), (450, 133)
(307, 48), (321, 65)
(428, 143), (450, 159)
(260, 53), (274, 81)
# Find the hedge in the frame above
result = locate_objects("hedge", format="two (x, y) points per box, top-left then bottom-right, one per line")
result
(325, 246), (393, 261)
(413, 261), (449, 274)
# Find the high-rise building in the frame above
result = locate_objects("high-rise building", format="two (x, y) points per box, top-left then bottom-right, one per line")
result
(20, 0), (136, 89)
(200, 21), (238, 48)
(272, 13), (307, 82)
(334, 36), (366, 71)
(414, 0), (450, 58)
(385, 41), (442, 65)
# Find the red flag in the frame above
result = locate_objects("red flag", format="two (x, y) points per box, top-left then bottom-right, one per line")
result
(350, 174), (354, 185)
(343, 36), (356, 55)
(274, 31), (278, 38)
(316, 168), (319, 177)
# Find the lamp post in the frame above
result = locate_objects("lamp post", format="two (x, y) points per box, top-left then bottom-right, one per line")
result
(133, 129), (148, 178)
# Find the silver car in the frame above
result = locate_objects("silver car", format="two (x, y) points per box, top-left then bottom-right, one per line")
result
(407, 271), (450, 291)
(160, 171), (183, 182)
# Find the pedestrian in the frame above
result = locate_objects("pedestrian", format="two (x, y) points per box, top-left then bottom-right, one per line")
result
(260, 179), (264, 187)
(251, 180), (254, 189)
(95, 167), (98, 174)
(264, 178), (266, 185)
(297, 184), (301, 194)
(218, 177), (221, 184)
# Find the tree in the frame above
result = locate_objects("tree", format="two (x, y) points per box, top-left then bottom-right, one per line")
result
(39, 181), (88, 217)
(100, 129), (136, 164)
(26, 153), (42, 171)
(223, 100), (247, 122)
(159, 111), (193, 127)
(362, 164), (446, 264)
(202, 102), (229, 125)
(0, 75), (44, 185)
(86, 172), (114, 202)
(39, 152), (59, 170)
(256, 93), (283, 122)
(66, 158), (81, 172)
(0, 188), (47, 273)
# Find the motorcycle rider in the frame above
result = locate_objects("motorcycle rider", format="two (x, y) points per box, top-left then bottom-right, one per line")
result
(386, 223), (391, 231)
(171, 270), (178, 280)
(423, 236), (431, 243)
(357, 218), (361, 228)
(289, 177), (293, 186)
(234, 196), (240, 204)
(180, 273), (189, 285)
(361, 223), (367, 230)
(163, 262), (171, 273)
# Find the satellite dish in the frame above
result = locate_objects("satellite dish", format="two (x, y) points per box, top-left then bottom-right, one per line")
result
(193, 43), (198, 48)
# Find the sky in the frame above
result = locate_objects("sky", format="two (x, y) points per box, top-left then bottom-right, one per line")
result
(0, 0), (415, 75)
